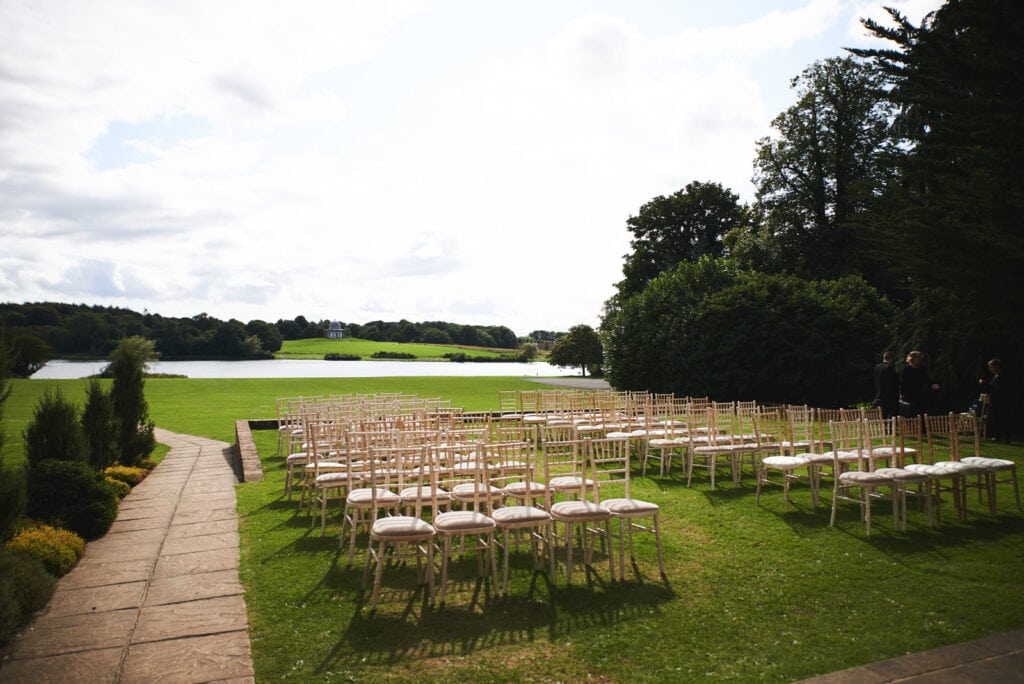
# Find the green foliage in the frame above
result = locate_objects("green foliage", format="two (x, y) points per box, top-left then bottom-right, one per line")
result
(604, 258), (893, 405)
(547, 324), (604, 377)
(81, 379), (118, 470)
(109, 336), (156, 467)
(7, 333), (52, 378)
(0, 548), (55, 647)
(5, 522), (85, 577)
(852, 0), (1024, 420)
(106, 476), (131, 498)
(619, 180), (747, 297)
(0, 465), (26, 544)
(323, 353), (361, 361)
(369, 350), (416, 360)
(752, 56), (897, 282)
(23, 388), (87, 466)
(26, 459), (119, 540)
(104, 465), (147, 486)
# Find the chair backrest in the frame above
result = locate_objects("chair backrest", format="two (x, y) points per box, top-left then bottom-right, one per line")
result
(586, 436), (631, 501)
(861, 417), (896, 467)
(829, 418), (867, 469)
(923, 413), (954, 463)
(951, 412), (981, 460)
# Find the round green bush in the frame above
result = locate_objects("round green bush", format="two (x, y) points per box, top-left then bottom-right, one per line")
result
(0, 548), (56, 648)
(5, 523), (85, 577)
(27, 460), (119, 540)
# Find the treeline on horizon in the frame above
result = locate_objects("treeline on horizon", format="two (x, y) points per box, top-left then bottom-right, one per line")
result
(0, 301), (557, 375)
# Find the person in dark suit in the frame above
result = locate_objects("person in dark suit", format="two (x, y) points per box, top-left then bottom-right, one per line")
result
(980, 358), (1012, 442)
(900, 351), (939, 417)
(873, 351), (899, 418)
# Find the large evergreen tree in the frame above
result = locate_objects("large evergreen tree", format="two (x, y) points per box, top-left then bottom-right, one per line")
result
(852, 0), (1024, 411)
(751, 56), (897, 282)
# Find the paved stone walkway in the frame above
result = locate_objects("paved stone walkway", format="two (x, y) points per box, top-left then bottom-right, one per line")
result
(0, 429), (253, 683)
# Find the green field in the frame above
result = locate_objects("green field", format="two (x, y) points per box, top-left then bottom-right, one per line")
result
(3, 378), (1024, 682)
(276, 337), (508, 360)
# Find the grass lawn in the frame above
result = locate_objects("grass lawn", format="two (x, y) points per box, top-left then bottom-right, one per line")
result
(276, 338), (509, 360)
(4, 378), (1024, 682)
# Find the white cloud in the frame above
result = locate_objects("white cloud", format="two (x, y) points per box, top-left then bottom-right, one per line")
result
(0, 0), (944, 334)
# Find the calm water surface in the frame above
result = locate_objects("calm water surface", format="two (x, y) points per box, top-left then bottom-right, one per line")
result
(32, 359), (566, 380)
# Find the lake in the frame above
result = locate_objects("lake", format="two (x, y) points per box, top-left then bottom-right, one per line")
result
(31, 359), (568, 380)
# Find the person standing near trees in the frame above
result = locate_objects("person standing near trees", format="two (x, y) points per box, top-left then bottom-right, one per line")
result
(900, 351), (939, 417)
(980, 358), (1012, 442)
(873, 351), (899, 418)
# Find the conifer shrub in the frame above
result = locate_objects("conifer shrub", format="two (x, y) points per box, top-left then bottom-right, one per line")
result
(6, 523), (85, 577)
(104, 465), (148, 486)
(23, 388), (87, 466)
(0, 548), (55, 647)
(26, 460), (119, 540)
(82, 379), (118, 470)
(106, 476), (131, 498)
(0, 461), (26, 544)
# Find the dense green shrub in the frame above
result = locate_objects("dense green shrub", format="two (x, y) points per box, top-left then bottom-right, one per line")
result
(370, 351), (416, 359)
(82, 379), (118, 470)
(106, 477), (131, 498)
(0, 548), (55, 647)
(324, 353), (361, 361)
(6, 523), (85, 577)
(104, 465), (147, 486)
(603, 257), (893, 406)
(26, 460), (119, 540)
(23, 388), (87, 466)
(0, 463), (26, 543)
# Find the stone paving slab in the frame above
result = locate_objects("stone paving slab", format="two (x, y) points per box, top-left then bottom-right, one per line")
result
(45, 581), (148, 618)
(122, 631), (254, 684)
(0, 429), (254, 683)
(0, 646), (123, 684)
(132, 595), (248, 643)
(145, 569), (243, 606)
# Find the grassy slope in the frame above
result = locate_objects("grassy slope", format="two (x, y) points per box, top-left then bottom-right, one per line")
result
(276, 338), (508, 360)
(4, 378), (1024, 682)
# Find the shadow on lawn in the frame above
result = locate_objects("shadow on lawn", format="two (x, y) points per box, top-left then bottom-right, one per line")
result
(310, 554), (676, 674)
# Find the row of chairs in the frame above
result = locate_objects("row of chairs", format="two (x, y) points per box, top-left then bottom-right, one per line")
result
(757, 411), (1021, 535)
(296, 407), (665, 610)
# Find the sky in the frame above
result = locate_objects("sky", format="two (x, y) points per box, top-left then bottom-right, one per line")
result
(1, 0), (944, 337)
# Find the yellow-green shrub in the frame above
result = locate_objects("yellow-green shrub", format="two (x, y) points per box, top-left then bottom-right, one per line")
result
(106, 476), (131, 498)
(5, 523), (85, 577)
(104, 465), (147, 487)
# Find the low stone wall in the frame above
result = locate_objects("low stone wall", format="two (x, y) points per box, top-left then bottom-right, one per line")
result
(234, 419), (265, 482)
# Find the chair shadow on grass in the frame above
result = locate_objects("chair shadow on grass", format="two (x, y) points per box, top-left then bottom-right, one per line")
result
(311, 548), (676, 676)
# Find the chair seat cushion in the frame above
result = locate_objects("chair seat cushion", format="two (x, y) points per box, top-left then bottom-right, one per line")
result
(838, 471), (892, 486)
(503, 481), (546, 497)
(492, 506), (551, 525)
(433, 510), (496, 533)
(875, 467), (929, 483)
(905, 463), (957, 477)
(399, 486), (451, 502)
(347, 488), (400, 505)
(286, 452), (309, 464)
(371, 515), (434, 540)
(762, 455), (810, 469)
(600, 498), (658, 515)
(962, 456), (1015, 469)
(549, 475), (592, 490)
(934, 460), (985, 474)
(649, 438), (687, 447)
(451, 482), (504, 498)
(550, 500), (610, 521)
(315, 472), (349, 485)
